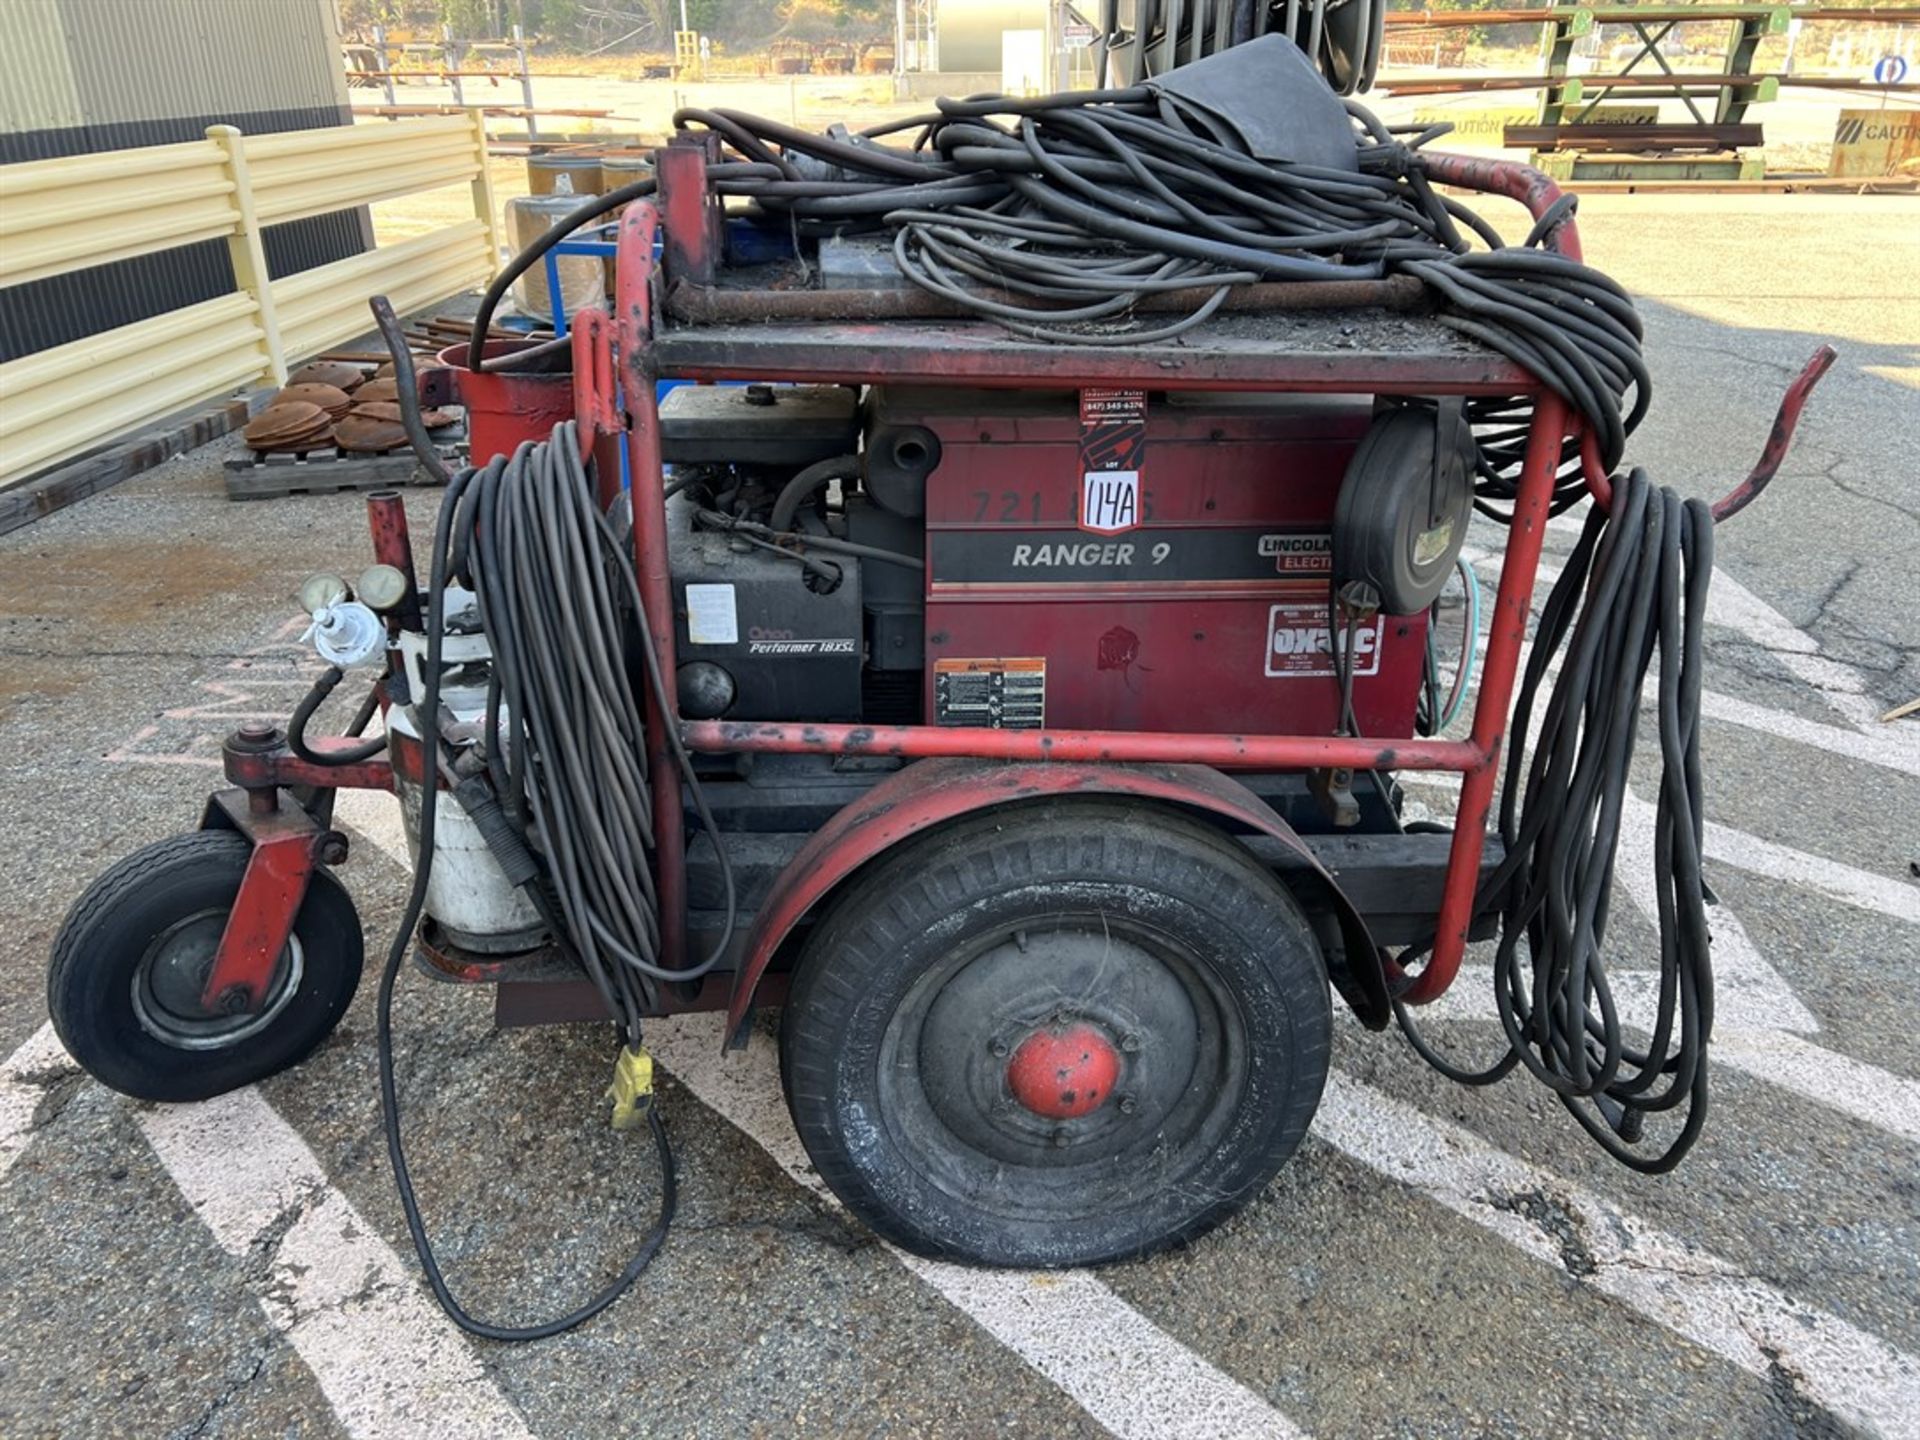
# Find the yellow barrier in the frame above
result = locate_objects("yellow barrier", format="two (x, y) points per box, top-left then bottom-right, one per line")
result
(0, 111), (502, 489)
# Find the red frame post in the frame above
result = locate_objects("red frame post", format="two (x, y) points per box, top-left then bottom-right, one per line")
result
(616, 201), (688, 970)
(655, 140), (718, 286)
(1401, 392), (1567, 1003)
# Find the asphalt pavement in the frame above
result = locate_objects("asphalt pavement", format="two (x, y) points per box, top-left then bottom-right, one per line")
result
(1, 190), (1916, 1440)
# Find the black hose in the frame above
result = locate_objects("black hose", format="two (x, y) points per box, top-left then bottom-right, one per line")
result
(767, 453), (860, 534)
(1392, 467), (1715, 1173)
(374, 453), (677, 1341)
(660, 91), (1646, 489)
(288, 665), (387, 766)
(467, 175), (660, 371)
(465, 85), (1646, 502)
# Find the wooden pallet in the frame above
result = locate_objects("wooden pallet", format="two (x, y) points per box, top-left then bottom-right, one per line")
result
(224, 426), (465, 501)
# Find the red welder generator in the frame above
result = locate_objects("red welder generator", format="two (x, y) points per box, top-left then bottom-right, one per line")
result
(46, 33), (1834, 1338)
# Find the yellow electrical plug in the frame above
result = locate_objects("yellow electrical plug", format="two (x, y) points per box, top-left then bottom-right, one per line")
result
(607, 1045), (655, 1131)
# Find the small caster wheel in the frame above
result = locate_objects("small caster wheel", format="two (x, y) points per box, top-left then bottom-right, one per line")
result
(49, 831), (363, 1102)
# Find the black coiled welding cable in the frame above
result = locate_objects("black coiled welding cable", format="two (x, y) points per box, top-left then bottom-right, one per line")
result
(374, 451), (676, 1341)
(450, 425), (737, 1010)
(369, 300), (735, 1337)
(666, 93), (1647, 481)
(1392, 468), (1715, 1173)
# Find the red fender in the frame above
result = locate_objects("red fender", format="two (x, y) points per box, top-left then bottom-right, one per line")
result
(723, 757), (1389, 1047)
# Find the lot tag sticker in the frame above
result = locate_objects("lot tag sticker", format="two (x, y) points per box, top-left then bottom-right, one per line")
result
(1079, 388), (1146, 535)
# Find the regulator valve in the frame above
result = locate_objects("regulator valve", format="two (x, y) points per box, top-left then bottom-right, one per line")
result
(305, 599), (385, 668)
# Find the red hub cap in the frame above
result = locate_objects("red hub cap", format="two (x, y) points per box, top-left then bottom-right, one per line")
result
(1005, 1023), (1121, 1119)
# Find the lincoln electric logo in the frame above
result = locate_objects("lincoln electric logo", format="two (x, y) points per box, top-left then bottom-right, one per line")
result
(1081, 470), (1141, 534)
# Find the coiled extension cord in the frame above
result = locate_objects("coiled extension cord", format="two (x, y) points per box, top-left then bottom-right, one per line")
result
(370, 303), (738, 1338)
(1394, 467), (1715, 1173)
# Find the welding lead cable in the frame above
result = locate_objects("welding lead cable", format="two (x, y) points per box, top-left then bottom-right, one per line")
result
(448, 85), (1645, 507)
(371, 302), (741, 1337)
(1391, 469), (1715, 1173)
(462, 159), (786, 365)
(373, 452), (675, 1341)
(463, 429), (736, 991)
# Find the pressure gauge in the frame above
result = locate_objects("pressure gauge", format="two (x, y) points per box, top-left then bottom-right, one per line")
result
(298, 572), (350, 614)
(356, 563), (411, 613)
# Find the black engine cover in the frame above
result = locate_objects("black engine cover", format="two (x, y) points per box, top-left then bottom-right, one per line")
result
(667, 494), (863, 721)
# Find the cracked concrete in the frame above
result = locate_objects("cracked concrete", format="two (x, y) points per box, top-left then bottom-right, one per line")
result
(1486, 1187), (1600, 1278)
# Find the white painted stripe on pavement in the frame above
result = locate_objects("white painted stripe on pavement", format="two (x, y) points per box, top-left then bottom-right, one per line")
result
(1711, 1029), (1920, 1147)
(4, 1016), (532, 1438)
(1698, 688), (1920, 780)
(1, 1021), (76, 1184)
(1316, 1074), (1920, 1440)
(1707, 568), (1888, 734)
(139, 1088), (536, 1440)
(648, 1012), (1306, 1440)
(1415, 968), (1920, 1146)
(1402, 768), (1915, 928)
(1698, 812), (1920, 925)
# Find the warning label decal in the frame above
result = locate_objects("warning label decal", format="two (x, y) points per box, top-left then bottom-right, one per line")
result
(933, 657), (1046, 729)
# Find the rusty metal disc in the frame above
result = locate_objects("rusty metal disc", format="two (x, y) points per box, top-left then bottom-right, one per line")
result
(349, 401), (405, 423)
(244, 401), (333, 452)
(374, 353), (439, 379)
(332, 413), (410, 453)
(271, 382), (353, 420)
(355, 376), (401, 405)
(288, 361), (368, 393)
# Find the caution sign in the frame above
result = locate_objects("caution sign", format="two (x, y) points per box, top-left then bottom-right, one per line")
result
(1829, 109), (1920, 178)
(1411, 104), (1656, 151)
(1411, 106), (1532, 150)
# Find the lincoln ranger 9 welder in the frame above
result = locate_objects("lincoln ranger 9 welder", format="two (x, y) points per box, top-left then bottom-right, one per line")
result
(48, 28), (1833, 1337)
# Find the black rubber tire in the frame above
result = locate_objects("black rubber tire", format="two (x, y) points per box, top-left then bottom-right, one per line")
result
(48, 831), (363, 1103)
(780, 799), (1332, 1267)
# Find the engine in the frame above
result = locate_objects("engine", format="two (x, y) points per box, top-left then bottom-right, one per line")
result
(660, 382), (1444, 741)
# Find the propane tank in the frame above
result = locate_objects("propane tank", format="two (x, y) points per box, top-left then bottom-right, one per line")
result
(388, 597), (547, 954)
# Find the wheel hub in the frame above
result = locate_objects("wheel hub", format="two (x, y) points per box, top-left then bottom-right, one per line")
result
(907, 917), (1226, 1176)
(132, 908), (303, 1051)
(1005, 1022), (1120, 1119)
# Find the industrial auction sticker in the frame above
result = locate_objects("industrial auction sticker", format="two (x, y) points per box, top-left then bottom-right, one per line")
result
(1078, 388), (1146, 535)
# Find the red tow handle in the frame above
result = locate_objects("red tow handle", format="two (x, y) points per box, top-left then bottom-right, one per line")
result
(568, 307), (619, 456)
(1581, 344), (1839, 523)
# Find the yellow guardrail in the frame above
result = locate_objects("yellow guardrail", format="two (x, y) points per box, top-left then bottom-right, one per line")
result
(0, 111), (501, 489)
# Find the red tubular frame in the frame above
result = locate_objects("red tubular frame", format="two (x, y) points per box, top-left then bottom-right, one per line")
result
(1419, 152), (1583, 261)
(615, 202), (687, 971)
(1581, 344), (1838, 523)
(196, 152), (1823, 1030)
